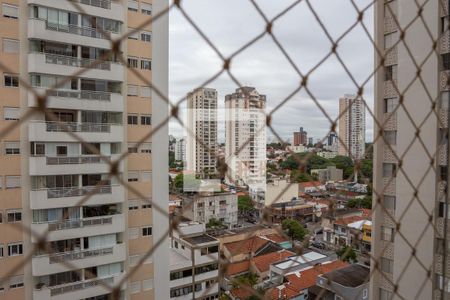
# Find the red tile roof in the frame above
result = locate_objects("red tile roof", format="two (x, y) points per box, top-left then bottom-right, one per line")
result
(334, 216), (365, 226)
(264, 233), (289, 244)
(225, 260), (250, 276)
(359, 208), (372, 219)
(230, 287), (255, 299)
(251, 250), (295, 273)
(224, 236), (270, 256)
(299, 181), (322, 188)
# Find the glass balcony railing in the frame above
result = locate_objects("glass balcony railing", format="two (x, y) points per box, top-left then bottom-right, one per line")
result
(43, 121), (112, 133)
(45, 21), (112, 40)
(45, 215), (114, 231)
(45, 155), (110, 165)
(73, 0), (112, 9)
(48, 246), (114, 264)
(43, 53), (113, 71)
(45, 185), (113, 199)
(49, 276), (114, 296)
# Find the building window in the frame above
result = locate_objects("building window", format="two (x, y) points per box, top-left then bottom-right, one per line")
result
(127, 57), (138, 68)
(129, 227), (139, 239)
(141, 3), (152, 15)
(441, 91), (450, 110)
(381, 226), (394, 242)
(4, 74), (18, 87)
(3, 107), (19, 120)
(140, 171), (151, 182)
(0, 245), (3, 258)
(440, 166), (448, 181)
(128, 0), (139, 12)
(2, 39), (19, 53)
(141, 59), (151, 70)
(128, 171), (139, 182)
(5, 176), (20, 189)
(384, 31), (399, 49)
(436, 238), (450, 254)
(379, 288), (392, 300)
(141, 115), (151, 125)
(2, 4), (18, 19)
(130, 281), (141, 294)
(7, 243), (23, 256)
(127, 114), (138, 125)
(142, 279), (154, 291)
(439, 202), (450, 218)
(127, 85), (139, 96)
(142, 226), (152, 236)
(128, 200), (139, 210)
(435, 274), (450, 293)
(142, 199), (152, 209)
(128, 27), (139, 40)
(0, 176), (2, 190)
(7, 210), (21, 223)
(9, 275), (23, 289)
(380, 257), (393, 274)
(141, 31), (152, 42)
(384, 65), (396, 81)
(128, 143), (138, 153)
(140, 143), (152, 153)
(382, 163), (396, 178)
(4, 142), (19, 154)
(141, 86), (151, 98)
(442, 53), (450, 71)
(383, 131), (396, 145)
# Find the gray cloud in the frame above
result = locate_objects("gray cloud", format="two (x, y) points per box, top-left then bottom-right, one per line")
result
(169, 0), (375, 143)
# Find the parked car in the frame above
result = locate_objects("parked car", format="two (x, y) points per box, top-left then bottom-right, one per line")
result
(311, 241), (326, 249)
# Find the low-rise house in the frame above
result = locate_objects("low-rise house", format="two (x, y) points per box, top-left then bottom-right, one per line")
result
(270, 200), (315, 223)
(170, 222), (219, 299)
(311, 166), (343, 183)
(266, 179), (299, 206)
(271, 260), (348, 300)
(221, 260), (251, 291)
(182, 191), (238, 228)
(250, 249), (295, 282)
(316, 151), (338, 159)
(316, 264), (370, 300)
(223, 235), (284, 263)
(298, 181), (326, 194)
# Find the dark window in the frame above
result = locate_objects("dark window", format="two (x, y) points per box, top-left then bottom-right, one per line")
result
(141, 116), (151, 125)
(142, 227), (152, 236)
(128, 115), (138, 125)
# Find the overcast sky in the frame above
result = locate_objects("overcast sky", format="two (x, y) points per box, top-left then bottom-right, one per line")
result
(168, 0), (374, 143)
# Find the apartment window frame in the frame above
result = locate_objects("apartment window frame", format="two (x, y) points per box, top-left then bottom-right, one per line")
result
(382, 163), (396, 178)
(128, 171), (139, 182)
(442, 53), (450, 71)
(7, 243), (23, 256)
(380, 257), (393, 274)
(141, 2), (152, 15)
(0, 245), (3, 258)
(4, 141), (20, 154)
(127, 27), (139, 40)
(141, 31), (152, 42)
(127, 57), (138, 69)
(128, 0), (139, 12)
(7, 210), (21, 223)
(381, 226), (394, 242)
(3, 74), (18, 87)
(142, 226), (152, 236)
(128, 200), (139, 210)
(141, 59), (151, 70)
(2, 4), (18, 19)
(2, 38), (19, 53)
(127, 114), (138, 125)
(5, 176), (20, 189)
(141, 115), (151, 125)
(383, 130), (397, 145)
(9, 275), (24, 289)
(384, 65), (397, 81)
(3, 107), (19, 120)
(383, 195), (396, 210)
(127, 84), (139, 96)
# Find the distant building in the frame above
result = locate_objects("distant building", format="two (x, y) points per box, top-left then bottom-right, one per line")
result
(175, 137), (186, 163)
(270, 200), (315, 223)
(298, 181), (326, 194)
(288, 145), (308, 153)
(225, 87), (266, 192)
(186, 87), (218, 177)
(293, 127), (308, 146)
(308, 137), (314, 145)
(316, 264), (370, 300)
(265, 179), (299, 207)
(338, 94), (366, 160)
(316, 151), (338, 159)
(182, 192), (238, 228)
(170, 222), (219, 299)
(327, 132), (338, 147)
(311, 166), (343, 183)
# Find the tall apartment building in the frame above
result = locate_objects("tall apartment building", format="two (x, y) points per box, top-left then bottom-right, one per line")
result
(293, 127), (307, 146)
(175, 137), (186, 164)
(0, 0), (168, 299)
(338, 94), (366, 160)
(371, 1), (444, 299)
(225, 87), (266, 192)
(186, 88), (218, 178)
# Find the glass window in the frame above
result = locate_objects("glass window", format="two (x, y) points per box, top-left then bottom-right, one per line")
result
(384, 97), (398, 113)
(142, 227), (152, 236)
(382, 163), (396, 177)
(141, 31), (151, 42)
(2, 39), (19, 53)
(381, 226), (394, 242)
(7, 210), (21, 222)
(128, 114), (138, 125)
(128, 0), (139, 11)
(127, 57), (138, 68)
(384, 131), (396, 145)
(141, 115), (151, 125)
(141, 59), (151, 70)
(4, 74), (19, 87)
(4, 142), (19, 154)
(2, 4), (18, 19)
(8, 243), (23, 256)
(127, 85), (139, 96)
(384, 65), (397, 81)
(380, 257), (393, 274)
(141, 86), (151, 98)
(141, 3), (152, 15)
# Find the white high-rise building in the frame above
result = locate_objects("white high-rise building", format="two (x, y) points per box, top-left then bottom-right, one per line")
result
(186, 88), (218, 178)
(225, 87), (266, 192)
(175, 137), (186, 163)
(338, 94), (366, 160)
(0, 0), (169, 299)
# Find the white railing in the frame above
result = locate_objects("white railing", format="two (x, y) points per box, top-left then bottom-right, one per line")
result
(44, 53), (112, 70)
(74, 0), (112, 9)
(42, 121), (112, 133)
(48, 246), (114, 263)
(41, 89), (112, 101)
(45, 185), (112, 199)
(46, 215), (114, 231)
(46, 155), (110, 165)
(49, 276), (114, 296)
(45, 21), (113, 40)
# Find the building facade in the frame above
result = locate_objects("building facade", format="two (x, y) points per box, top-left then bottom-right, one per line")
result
(293, 127), (307, 146)
(0, 0), (169, 299)
(186, 87), (218, 178)
(170, 222), (219, 300)
(225, 87), (266, 192)
(338, 94), (366, 160)
(371, 1), (445, 299)
(175, 137), (186, 163)
(182, 192), (238, 228)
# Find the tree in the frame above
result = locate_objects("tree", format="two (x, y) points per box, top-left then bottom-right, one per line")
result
(169, 151), (176, 168)
(232, 272), (259, 289)
(346, 196), (372, 209)
(282, 219), (307, 241)
(238, 195), (253, 212)
(206, 218), (225, 229)
(336, 245), (358, 263)
(360, 159), (373, 181)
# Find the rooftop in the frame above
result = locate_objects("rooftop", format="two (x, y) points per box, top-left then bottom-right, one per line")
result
(225, 260), (251, 276)
(251, 249), (295, 273)
(321, 264), (370, 288)
(183, 234), (217, 245)
(273, 251), (327, 270)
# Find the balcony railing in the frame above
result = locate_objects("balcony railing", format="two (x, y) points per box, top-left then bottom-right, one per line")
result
(44, 53), (112, 70)
(49, 276), (114, 296)
(43, 121), (112, 133)
(46, 155), (110, 165)
(72, 0), (112, 9)
(44, 89), (112, 101)
(46, 185), (112, 199)
(46, 215), (114, 231)
(45, 21), (112, 40)
(48, 246), (114, 263)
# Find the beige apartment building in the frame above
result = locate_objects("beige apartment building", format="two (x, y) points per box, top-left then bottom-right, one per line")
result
(371, 0), (446, 299)
(0, 0), (168, 299)
(186, 88), (218, 178)
(338, 94), (366, 160)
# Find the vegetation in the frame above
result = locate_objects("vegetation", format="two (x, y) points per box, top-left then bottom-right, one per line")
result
(238, 195), (254, 212)
(281, 219), (307, 241)
(173, 173), (199, 191)
(232, 272), (259, 289)
(336, 245), (358, 263)
(346, 196), (372, 209)
(206, 218), (226, 229)
(267, 142), (287, 150)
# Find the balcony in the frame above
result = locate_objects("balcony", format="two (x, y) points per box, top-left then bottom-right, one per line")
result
(32, 243), (126, 276)
(28, 53), (124, 81)
(30, 185), (125, 209)
(29, 155), (123, 176)
(33, 274), (126, 300)
(28, 88), (124, 112)
(28, 121), (124, 143)
(28, 19), (119, 49)
(30, 214), (125, 242)
(73, 0), (111, 9)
